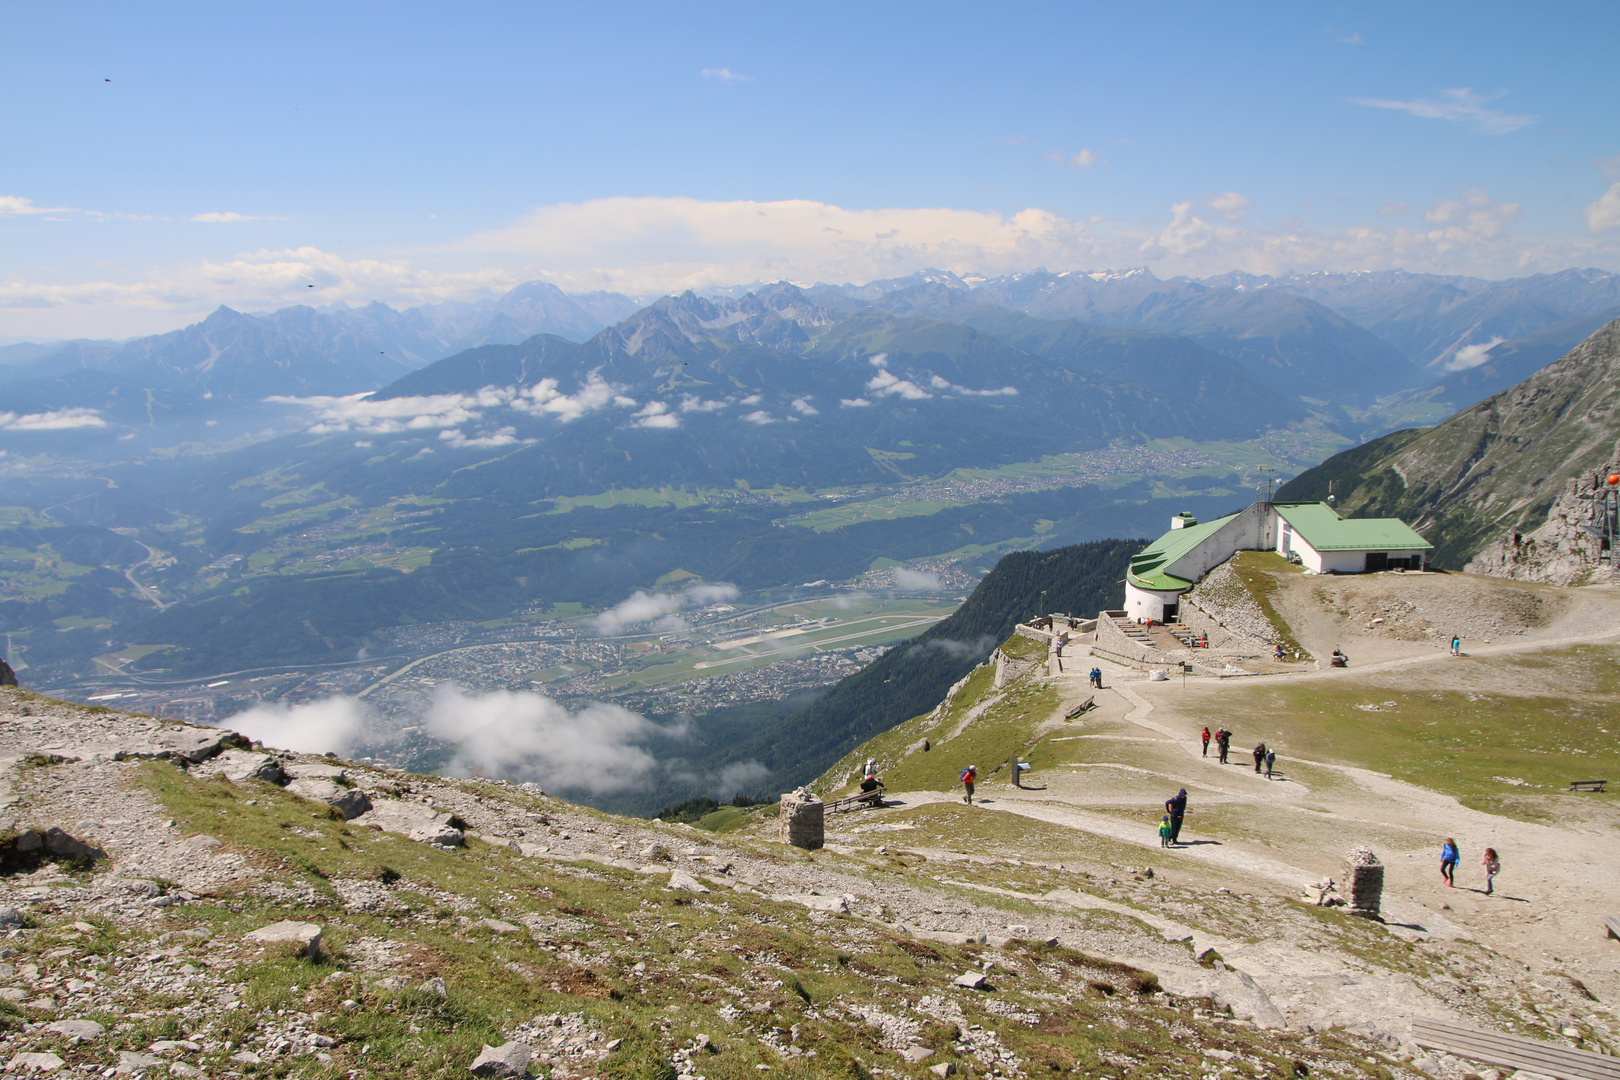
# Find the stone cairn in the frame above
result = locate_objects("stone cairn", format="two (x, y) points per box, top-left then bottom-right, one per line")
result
(778, 787), (824, 851)
(1342, 846), (1384, 919)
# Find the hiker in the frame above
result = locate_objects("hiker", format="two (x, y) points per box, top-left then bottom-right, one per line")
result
(1440, 837), (1460, 887)
(1201, 726), (1211, 757)
(1450, 634), (1461, 657)
(1089, 666), (1103, 689)
(1158, 814), (1173, 848)
(1482, 847), (1500, 895)
(860, 759), (881, 794)
(1011, 760), (1023, 788)
(1273, 642), (1285, 661)
(960, 765), (977, 805)
(1264, 748), (1276, 780)
(1252, 742), (1266, 774)
(1217, 728), (1231, 764)
(1165, 788), (1188, 845)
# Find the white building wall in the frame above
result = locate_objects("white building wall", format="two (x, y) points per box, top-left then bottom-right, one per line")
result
(1161, 502), (1274, 586)
(1124, 582), (1184, 622)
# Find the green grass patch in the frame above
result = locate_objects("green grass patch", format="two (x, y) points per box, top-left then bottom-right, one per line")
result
(1228, 551), (1311, 658)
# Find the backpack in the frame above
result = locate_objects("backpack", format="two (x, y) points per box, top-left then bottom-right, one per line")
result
(960, 769), (974, 784)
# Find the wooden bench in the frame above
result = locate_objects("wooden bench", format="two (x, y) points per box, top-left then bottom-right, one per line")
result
(827, 785), (887, 814)
(1064, 696), (1095, 720)
(1569, 779), (1608, 792)
(1604, 916), (1620, 941)
(1412, 1017), (1620, 1080)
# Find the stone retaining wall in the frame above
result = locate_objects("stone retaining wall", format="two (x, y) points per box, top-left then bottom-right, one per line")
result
(1181, 559), (1278, 653)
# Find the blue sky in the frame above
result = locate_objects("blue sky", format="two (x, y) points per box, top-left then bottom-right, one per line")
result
(4, 1), (1618, 337)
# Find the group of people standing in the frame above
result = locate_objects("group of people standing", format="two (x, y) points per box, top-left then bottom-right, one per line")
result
(1441, 838), (1501, 894)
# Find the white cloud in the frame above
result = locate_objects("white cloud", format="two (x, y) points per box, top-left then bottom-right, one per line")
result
(866, 368), (932, 400)
(1351, 88), (1536, 135)
(891, 567), (944, 591)
(220, 696), (368, 755)
(1585, 183), (1620, 233)
(0, 407), (108, 431)
(512, 373), (621, 421)
(1203, 192), (1253, 222)
(190, 211), (279, 223)
(711, 761), (771, 799)
(632, 401), (680, 428)
(741, 410), (776, 424)
(265, 388), (502, 434)
(700, 67), (750, 83)
(1337, 31), (1365, 45)
(424, 683), (683, 795)
(739, 393), (762, 404)
(1045, 149), (1102, 168)
(928, 374), (1017, 397)
(593, 580), (740, 635)
(867, 353), (888, 367)
(679, 394), (728, 412)
(0, 196), (71, 216)
(1443, 336), (1505, 371)
(790, 397), (818, 415)
(439, 425), (531, 448)
(840, 397), (871, 407)
(1379, 202), (1410, 216)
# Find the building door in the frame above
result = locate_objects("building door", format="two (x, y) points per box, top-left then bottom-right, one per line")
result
(1365, 552), (1388, 572)
(1163, 603), (1179, 622)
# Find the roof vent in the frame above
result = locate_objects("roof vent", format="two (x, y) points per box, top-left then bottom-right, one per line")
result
(1170, 512), (1198, 530)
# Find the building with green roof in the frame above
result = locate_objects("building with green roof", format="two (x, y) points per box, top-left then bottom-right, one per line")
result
(1123, 502), (1432, 622)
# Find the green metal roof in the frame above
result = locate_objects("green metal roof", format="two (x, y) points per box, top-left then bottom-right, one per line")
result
(1274, 502), (1432, 551)
(1126, 511), (1238, 591)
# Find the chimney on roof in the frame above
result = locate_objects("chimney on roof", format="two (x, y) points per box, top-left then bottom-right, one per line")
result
(1170, 512), (1197, 530)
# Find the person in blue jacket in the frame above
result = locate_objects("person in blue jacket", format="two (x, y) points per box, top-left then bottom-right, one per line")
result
(1440, 837), (1460, 886)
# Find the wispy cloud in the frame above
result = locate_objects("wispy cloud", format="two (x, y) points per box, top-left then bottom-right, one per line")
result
(1336, 31), (1364, 45)
(191, 211), (268, 223)
(1044, 149), (1101, 169)
(632, 401), (680, 428)
(1202, 191), (1253, 222)
(1351, 88), (1536, 135)
(1585, 184), (1620, 233)
(0, 196), (72, 217)
(593, 581), (739, 635)
(0, 407), (108, 431)
(700, 67), (749, 83)
(1379, 202), (1409, 215)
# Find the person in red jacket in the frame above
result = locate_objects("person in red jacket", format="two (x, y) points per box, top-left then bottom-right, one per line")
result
(960, 765), (977, 804)
(1201, 727), (1211, 757)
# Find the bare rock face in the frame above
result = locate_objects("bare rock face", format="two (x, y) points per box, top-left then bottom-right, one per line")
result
(193, 750), (286, 785)
(778, 787), (823, 850)
(283, 761), (347, 782)
(354, 798), (464, 848)
(1468, 449), (1620, 585)
(285, 778), (372, 820)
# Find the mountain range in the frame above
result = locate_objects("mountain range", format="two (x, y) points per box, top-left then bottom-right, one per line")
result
(1277, 316), (1620, 568)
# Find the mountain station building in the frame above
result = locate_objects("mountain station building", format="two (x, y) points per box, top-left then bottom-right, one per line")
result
(1124, 501), (1433, 623)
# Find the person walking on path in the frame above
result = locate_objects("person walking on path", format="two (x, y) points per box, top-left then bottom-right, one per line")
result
(960, 765), (977, 805)
(1440, 837), (1460, 886)
(1450, 634), (1461, 657)
(1264, 748), (1276, 780)
(1158, 814), (1173, 848)
(1201, 727), (1211, 757)
(1482, 847), (1500, 895)
(1217, 728), (1231, 764)
(1252, 742), (1267, 774)
(1165, 787), (1188, 845)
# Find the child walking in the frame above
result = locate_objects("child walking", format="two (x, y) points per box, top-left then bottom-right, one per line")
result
(1158, 815), (1173, 848)
(1482, 847), (1500, 895)
(1440, 837), (1460, 886)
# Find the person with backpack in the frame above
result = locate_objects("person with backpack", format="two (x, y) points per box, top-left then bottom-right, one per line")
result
(1482, 847), (1500, 895)
(1216, 728), (1231, 764)
(960, 765), (977, 805)
(1158, 814), (1173, 848)
(1201, 726), (1211, 757)
(1264, 748), (1276, 780)
(1440, 837), (1460, 886)
(1252, 742), (1267, 774)
(1165, 787), (1188, 845)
